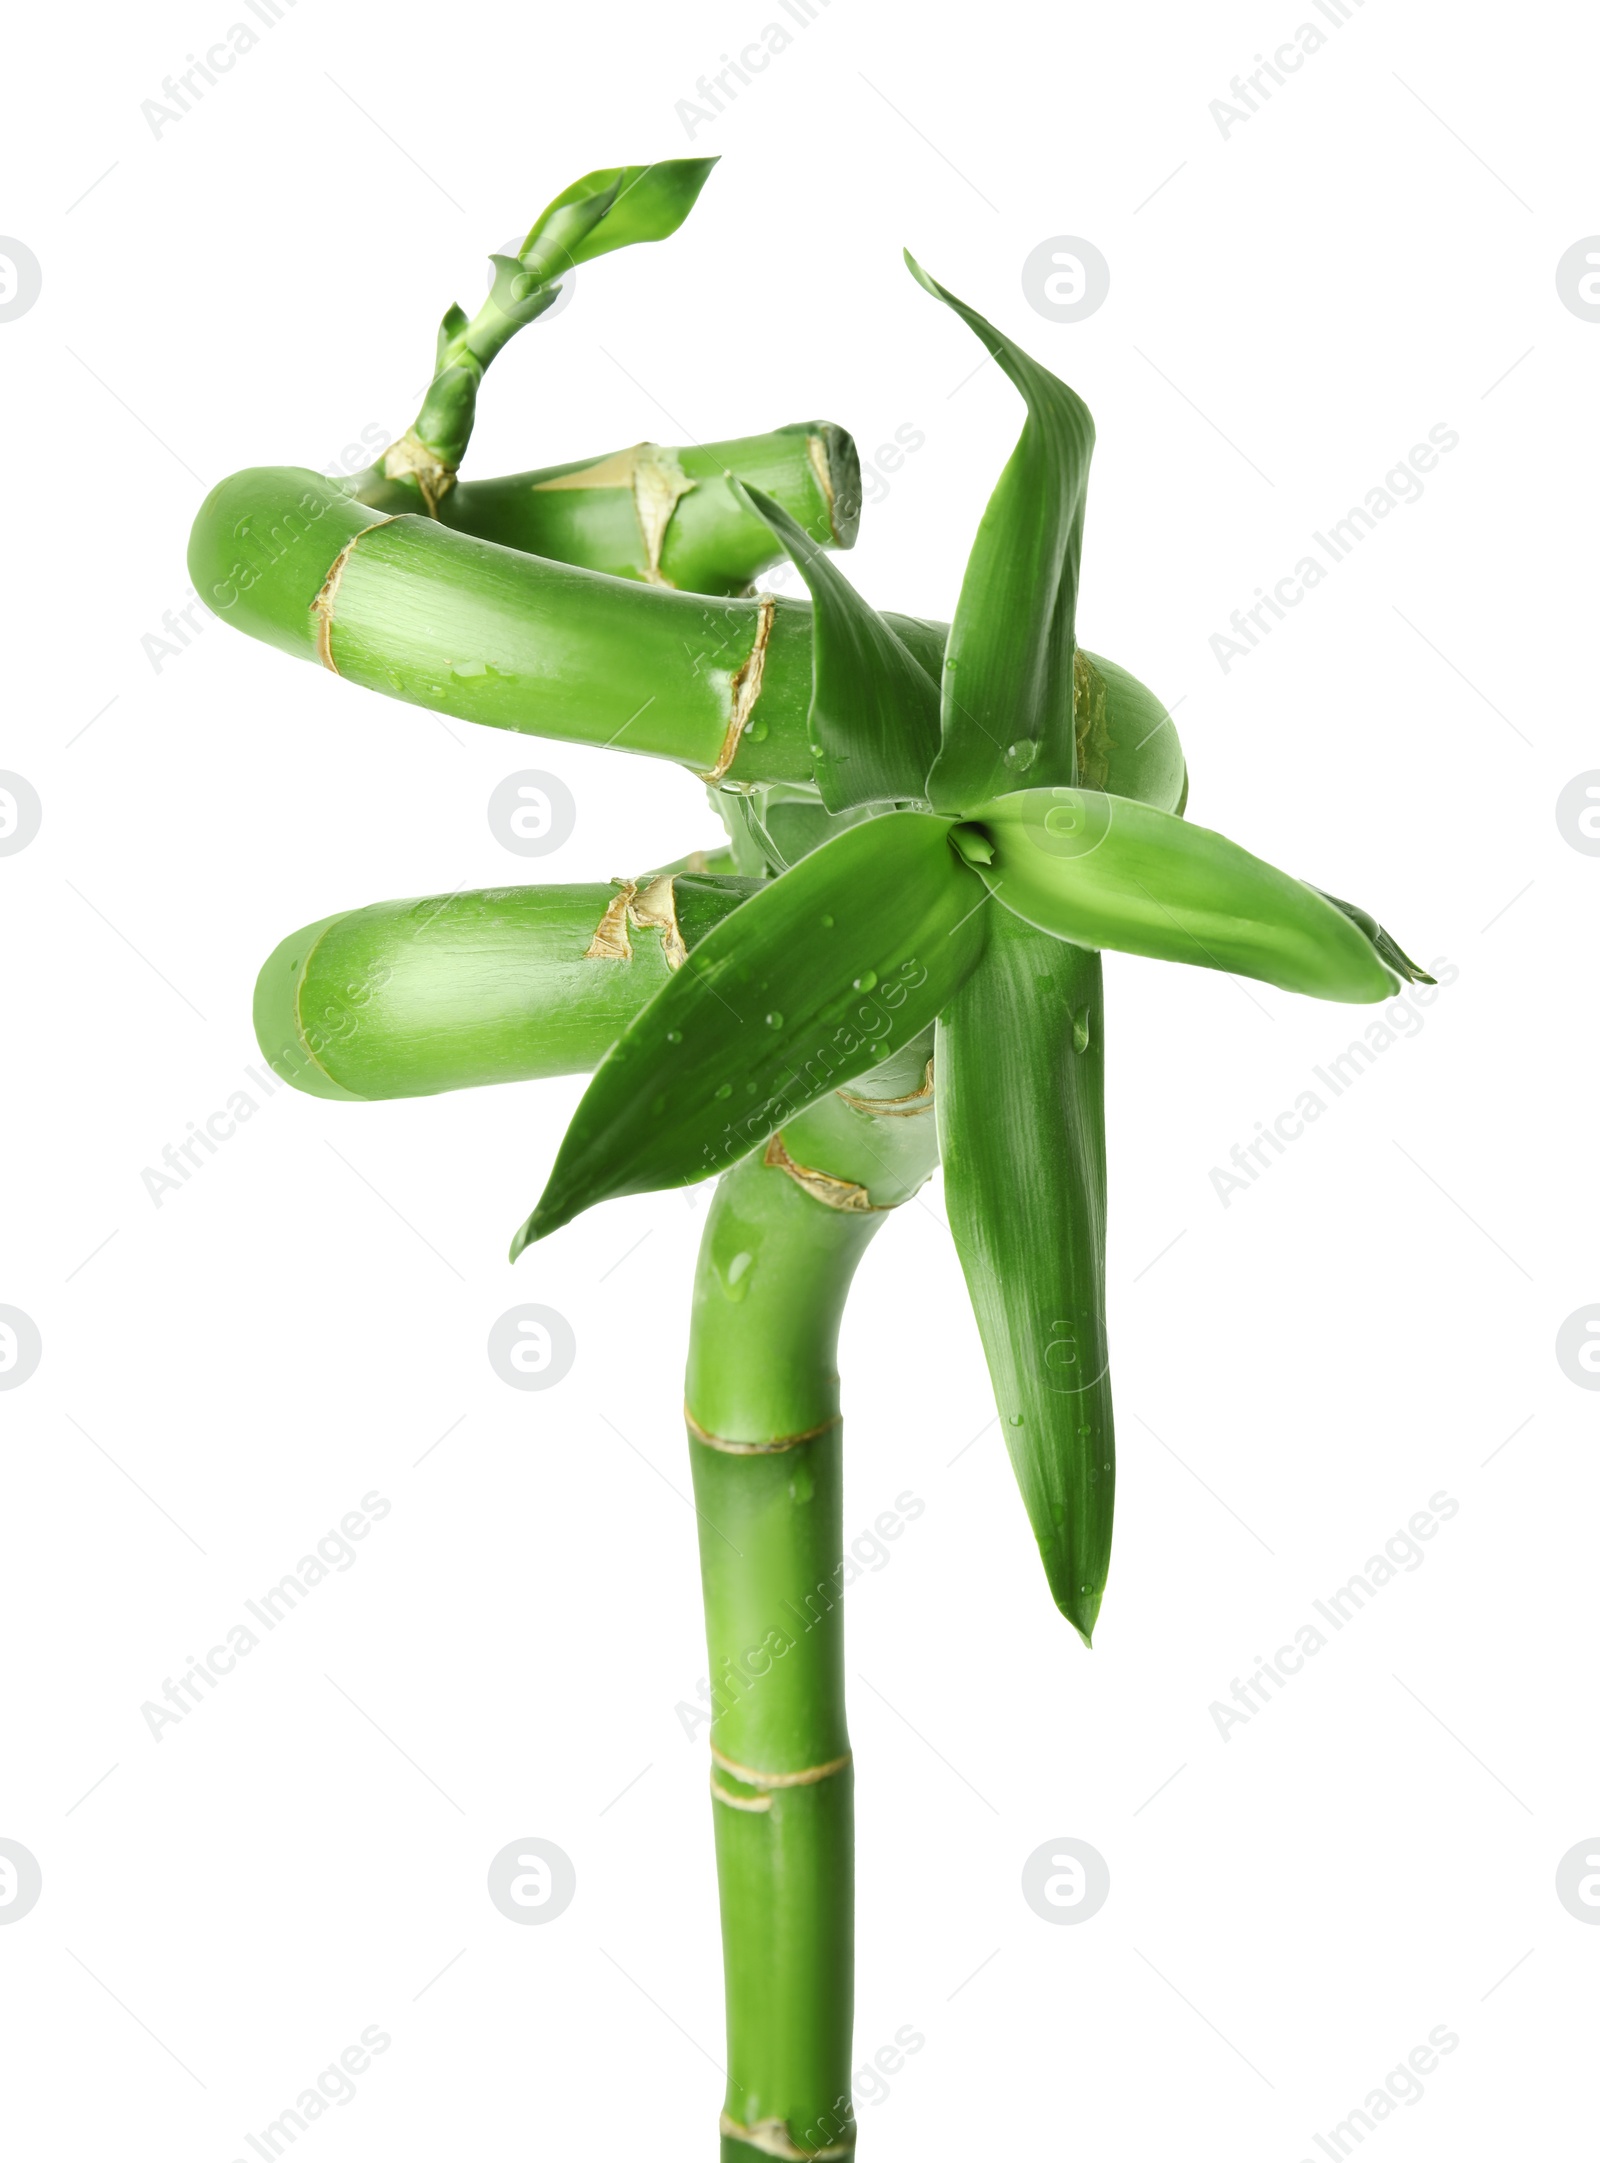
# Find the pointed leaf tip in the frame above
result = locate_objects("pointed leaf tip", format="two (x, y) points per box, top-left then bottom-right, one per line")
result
(941, 911), (1115, 1644)
(973, 787), (1403, 1004)
(509, 1197), (566, 1261)
(735, 480), (940, 810)
(1310, 888), (1433, 986)
(906, 263), (1094, 813)
(523, 157), (720, 274)
(901, 246), (935, 294)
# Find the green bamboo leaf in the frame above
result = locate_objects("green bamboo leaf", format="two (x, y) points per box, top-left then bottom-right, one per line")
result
(1308, 887), (1435, 986)
(905, 254), (1094, 812)
(433, 302), (469, 367)
(938, 909), (1112, 1643)
(958, 786), (1412, 1003)
(736, 483), (941, 810)
(512, 813), (988, 1252)
(391, 160), (720, 485)
(523, 158), (719, 273)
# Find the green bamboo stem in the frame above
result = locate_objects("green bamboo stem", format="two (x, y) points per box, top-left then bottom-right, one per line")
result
(252, 870), (946, 2156)
(191, 472), (1182, 819)
(252, 872), (759, 1100)
(352, 424), (861, 596)
(363, 156), (719, 505)
(189, 467), (817, 779)
(207, 194), (1435, 2163)
(686, 1035), (938, 2162)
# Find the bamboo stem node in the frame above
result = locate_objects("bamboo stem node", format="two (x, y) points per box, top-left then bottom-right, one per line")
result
(582, 875), (689, 967)
(805, 433), (837, 537)
(709, 1747), (852, 1791)
(310, 520), (388, 673)
(709, 1778), (772, 1813)
(380, 427), (458, 515)
(763, 1131), (896, 1214)
(530, 440), (697, 582)
(701, 592), (776, 781)
(719, 2113), (855, 2160)
(684, 1406), (840, 1455)
(835, 1057), (936, 1118)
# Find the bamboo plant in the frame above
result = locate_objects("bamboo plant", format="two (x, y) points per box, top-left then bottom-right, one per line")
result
(193, 159), (1428, 2160)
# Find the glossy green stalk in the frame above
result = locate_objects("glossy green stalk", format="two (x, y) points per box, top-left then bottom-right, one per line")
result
(190, 468), (1186, 811)
(372, 158), (718, 505)
(357, 425), (860, 596)
(188, 469), (817, 779)
(252, 874), (760, 1101)
(687, 1037), (938, 2162)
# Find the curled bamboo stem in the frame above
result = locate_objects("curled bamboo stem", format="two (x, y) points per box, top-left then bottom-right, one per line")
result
(353, 424), (861, 595)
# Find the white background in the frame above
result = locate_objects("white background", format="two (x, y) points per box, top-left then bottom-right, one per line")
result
(2, 1), (1595, 2156)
